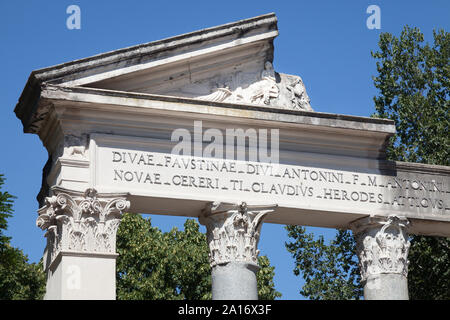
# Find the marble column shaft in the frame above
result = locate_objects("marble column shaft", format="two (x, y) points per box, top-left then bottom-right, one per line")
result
(199, 202), (276, 300)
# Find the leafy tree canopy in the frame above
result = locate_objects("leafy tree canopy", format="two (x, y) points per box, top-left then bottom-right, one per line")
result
(116, 213), (281, 300)
(0, 174), (46, 300)
(373, 26), (449, 165)
(285, 26), (449, 300)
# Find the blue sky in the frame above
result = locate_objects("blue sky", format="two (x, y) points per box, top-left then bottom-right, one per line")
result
(0, 1), (448, 300)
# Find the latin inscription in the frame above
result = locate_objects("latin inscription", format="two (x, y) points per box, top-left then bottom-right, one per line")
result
(107, 150), (449, 215)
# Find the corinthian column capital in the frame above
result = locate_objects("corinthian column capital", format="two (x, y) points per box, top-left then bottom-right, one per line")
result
(350, 215), (410, 283)
(199, 202), (276, 268)
(37, 187), (130, 270)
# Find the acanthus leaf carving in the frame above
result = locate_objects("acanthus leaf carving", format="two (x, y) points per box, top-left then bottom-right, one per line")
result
(200, 202), (276, 267)
(351, 215), (410, 282)
(37, 188), (130, 269)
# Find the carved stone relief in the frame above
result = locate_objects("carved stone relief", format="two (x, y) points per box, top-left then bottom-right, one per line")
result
(199, 202), (276, 267)
(61, 134), (89, 160)
(37, 188), (130, 269)
(285, 75), (312, 111)
(189, 61), (313, 111)
(351, 215), (410, 282)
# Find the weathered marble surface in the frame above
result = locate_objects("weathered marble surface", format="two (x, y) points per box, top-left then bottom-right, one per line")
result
(37, 188), (129, 300)
(351, 216), (410, 300)
(200, 202), (275, 300)
(187, 62), (312, 111)
(13, 12), (450, 301)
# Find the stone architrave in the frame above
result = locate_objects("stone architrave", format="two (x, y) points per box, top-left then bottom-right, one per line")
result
(199, 202), (276, 300)
(15, 12), (450, 238)
(36, 187), (130, 300)
(350, 215), (410, 300)
(13, 13), (450, 300)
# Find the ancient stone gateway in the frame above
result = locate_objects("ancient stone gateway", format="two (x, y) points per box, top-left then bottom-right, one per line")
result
(15, 13), (450, 300)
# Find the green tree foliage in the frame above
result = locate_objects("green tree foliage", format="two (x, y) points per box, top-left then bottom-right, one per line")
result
(0, 174), (46, 300)
(285, 227), (362, 300)
(373, 26), (449, 165)
(0, 175), (14, 245)
(407, 236), (450, 300)
(256, 255), (281, 300)
(116, 213), (281, 300)
(285, 26), (449, 300)
(372, 26), (450, 300)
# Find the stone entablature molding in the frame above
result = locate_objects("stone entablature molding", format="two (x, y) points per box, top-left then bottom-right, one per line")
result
(351, 215), (410, 282)
(15, 11), (450, 237)
(200, 202), (276, 267)
(12, 12), (450, 300)
(37, 187), (130, 270)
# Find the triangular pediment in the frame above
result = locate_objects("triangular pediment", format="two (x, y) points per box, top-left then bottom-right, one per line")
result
(64, 13), (312, 112)
(16, 13), (313, 133)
